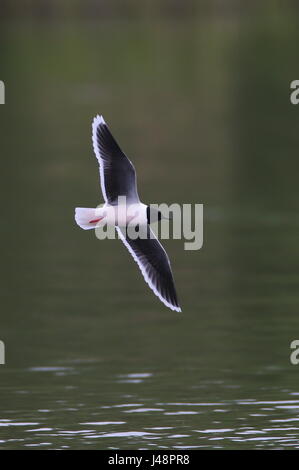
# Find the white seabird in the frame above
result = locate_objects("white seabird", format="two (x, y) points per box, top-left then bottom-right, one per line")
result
(75, 115), (181, 312)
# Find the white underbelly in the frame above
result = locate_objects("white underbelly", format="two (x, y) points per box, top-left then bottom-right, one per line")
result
(105, 203), (147, 227)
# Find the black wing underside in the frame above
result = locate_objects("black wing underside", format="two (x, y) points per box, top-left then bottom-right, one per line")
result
(92, 115), (139, 205)
(117, 225), (181, 312)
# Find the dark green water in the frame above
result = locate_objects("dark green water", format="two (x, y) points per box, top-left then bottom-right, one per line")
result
(2, 10), (299, 449)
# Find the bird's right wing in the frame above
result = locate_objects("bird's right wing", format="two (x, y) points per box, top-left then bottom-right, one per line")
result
(117, 225), (181, 312)
(92, 115), (140, 205)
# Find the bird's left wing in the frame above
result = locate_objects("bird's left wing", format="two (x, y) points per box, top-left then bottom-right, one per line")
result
(117, 225), (181, 312)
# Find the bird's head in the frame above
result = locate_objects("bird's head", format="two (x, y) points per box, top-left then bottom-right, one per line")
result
(146, 206), (172, 224)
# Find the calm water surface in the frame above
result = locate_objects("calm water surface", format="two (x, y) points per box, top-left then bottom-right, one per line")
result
(2, 12), (299, 449)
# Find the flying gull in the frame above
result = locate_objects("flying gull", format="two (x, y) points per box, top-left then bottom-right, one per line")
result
(75, 115), (181, 312)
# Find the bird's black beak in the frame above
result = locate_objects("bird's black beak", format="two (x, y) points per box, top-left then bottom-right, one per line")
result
(163, 212), (173, 221)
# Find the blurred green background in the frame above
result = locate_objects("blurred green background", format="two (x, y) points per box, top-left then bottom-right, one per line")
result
(1, 0), (299, 450)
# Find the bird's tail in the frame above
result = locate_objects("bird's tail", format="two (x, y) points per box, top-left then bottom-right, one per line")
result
(75, 207), (103, 230)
